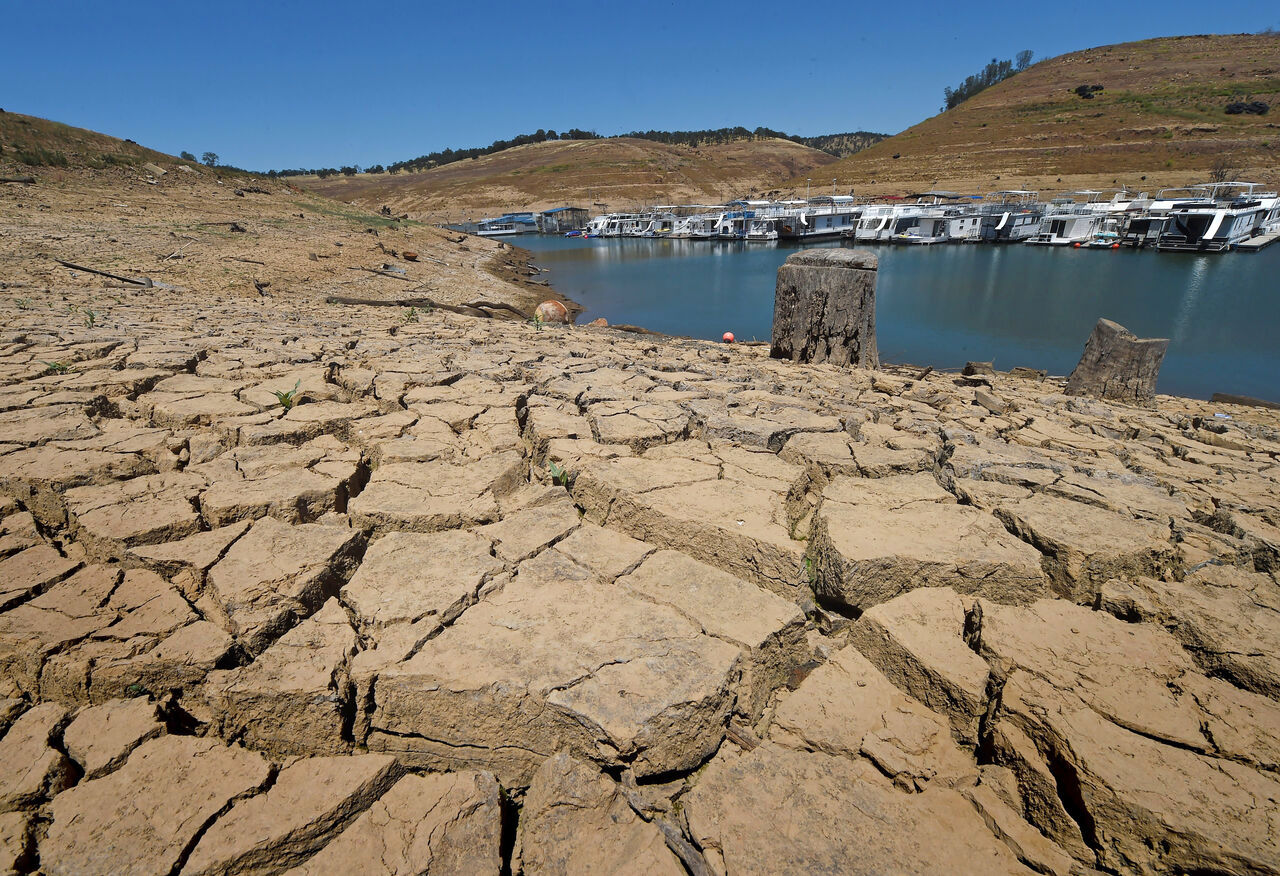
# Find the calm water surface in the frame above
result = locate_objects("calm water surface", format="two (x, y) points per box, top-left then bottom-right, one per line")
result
(518, 236), (1280, 402)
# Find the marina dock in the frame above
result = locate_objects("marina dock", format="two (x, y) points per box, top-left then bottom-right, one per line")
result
(1237, 229), (1280, 252)
(512, 182), (1280, 255)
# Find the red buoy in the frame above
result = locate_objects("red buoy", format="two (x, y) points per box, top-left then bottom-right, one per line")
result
(722, 332), (735, 343)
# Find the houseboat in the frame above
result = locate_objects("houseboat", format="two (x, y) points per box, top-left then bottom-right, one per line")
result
(774, 196), (860, 241)
(476, 212), (538, 236)
(1158, 182), (1279, 252)
(851, 204), (896, 242)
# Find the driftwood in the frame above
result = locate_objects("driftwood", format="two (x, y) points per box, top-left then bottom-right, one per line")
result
(1210, 393), (1280, 410)
(349, 266), (413, 282)
(609, 324), (666, 336)
(326, 294), (530, 320)
(1, 176), (36, 184)
(725, 719), (762, 752)
(196, 221), (247, 232)
(51, 258), (151, 287)
(222, 256), (267, 266)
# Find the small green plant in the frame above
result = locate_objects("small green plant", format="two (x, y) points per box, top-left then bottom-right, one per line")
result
(40, 360), (71, 375)
(529, 312), (545, 332)
(13, 298), (31, 310)
(548, 460), (569, 487)
(270, 379), (302, 411)
(14, 145), (68, 167)
(403, 307), (420, 323)
(83, 308), (97, 328)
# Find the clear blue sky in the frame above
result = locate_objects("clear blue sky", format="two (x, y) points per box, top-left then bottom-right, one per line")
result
(4, 0), (1275, 171)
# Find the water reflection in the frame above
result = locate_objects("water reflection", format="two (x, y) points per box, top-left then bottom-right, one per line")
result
(1171, 257), (1208, 345)
(520, 236), (1279, 400)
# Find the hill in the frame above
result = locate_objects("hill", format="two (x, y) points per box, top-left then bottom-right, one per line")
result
(0, 111), (557, 317)
(0, 111), (179, 172)
(796, 131), (888, 158)
(801, 34), (1280, 196)
(294, 137), (838, 222)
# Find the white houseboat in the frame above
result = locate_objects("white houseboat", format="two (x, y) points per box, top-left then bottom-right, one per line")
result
(1158, 182), (1279, 252)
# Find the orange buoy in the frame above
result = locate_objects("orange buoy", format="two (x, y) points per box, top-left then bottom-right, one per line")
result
(722, 332), (735, 343)
(1112, 243), (1120, 249)
(1073, 242), (1082, 248)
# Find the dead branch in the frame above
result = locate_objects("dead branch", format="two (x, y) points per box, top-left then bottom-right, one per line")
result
(222, 256), (267, 266)
(51, 257), (151, 287)
(348, 266), (413, 282)
(161, 241), (195, 261)
(325, 294), (530, 320)
(1, 176), (36, 184)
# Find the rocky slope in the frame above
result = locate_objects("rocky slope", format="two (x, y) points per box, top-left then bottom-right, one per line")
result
(296, 136), (837, 223)
(0, 259), (1278, 873)
(804, 33), (1280, 197)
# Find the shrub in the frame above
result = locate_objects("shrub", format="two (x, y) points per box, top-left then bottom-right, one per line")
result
(14, 145), (68, 167)
(1225, 101), (1269, 115)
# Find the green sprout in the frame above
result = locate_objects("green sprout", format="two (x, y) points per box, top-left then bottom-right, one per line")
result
(13, 298), (31, 310)
(548, 460), (569, 487)
(529, 311), (545, 332)
(40, 360), (71, 375)
(270, 379), (302, 411)
(83, 308), (96, 328)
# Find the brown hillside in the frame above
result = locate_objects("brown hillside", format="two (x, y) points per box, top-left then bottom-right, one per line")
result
(1, 111), (208, 174)
(795, 34), (1280, 197)
(296, 137), (837, 222)
(0, 112), (557, 318)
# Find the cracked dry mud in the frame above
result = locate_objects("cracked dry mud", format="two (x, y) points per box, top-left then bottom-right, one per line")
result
(0, 276), (1279, 875)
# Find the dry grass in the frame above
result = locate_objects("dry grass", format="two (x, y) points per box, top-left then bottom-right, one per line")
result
(295, 137), (838, 221)
(793, 34), (1280, 197)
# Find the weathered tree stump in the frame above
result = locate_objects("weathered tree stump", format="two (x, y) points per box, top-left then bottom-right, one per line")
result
(771, 249), (878, 368)
(1065, 319), (1168, 405)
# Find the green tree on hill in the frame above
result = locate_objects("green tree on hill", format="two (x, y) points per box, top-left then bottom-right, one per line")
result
(942, 52), (1033, 112)
(201, 151), (219, 167)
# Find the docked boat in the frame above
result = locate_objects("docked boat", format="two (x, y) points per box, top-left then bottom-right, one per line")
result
(1026, 212), (1099, 245)
(976, 191), (1043, 242)
(776, 196), (861, 240)
(886, 193), (965, 244)
(1158, 182), (1278, 252)
(1084, 215), (1126, 248)
(851, 204), (896, 242)
(640, 212), (678, 238)
(891, 210), (952, 244)
(745, 217), (778, 241)
(1026, 193), (1108, 246)
(476, 212), (538, 236)
(671, 213), (721, 240)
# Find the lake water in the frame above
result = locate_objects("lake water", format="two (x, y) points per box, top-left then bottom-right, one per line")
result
(518, 235), (1280, 403)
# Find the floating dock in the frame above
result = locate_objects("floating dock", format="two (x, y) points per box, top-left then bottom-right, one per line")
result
(1237, 231), (1280, 252)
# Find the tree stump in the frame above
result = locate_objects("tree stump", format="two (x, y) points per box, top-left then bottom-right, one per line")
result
(771, 249), (878, 368)
(1065, 319), (1168, 405)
